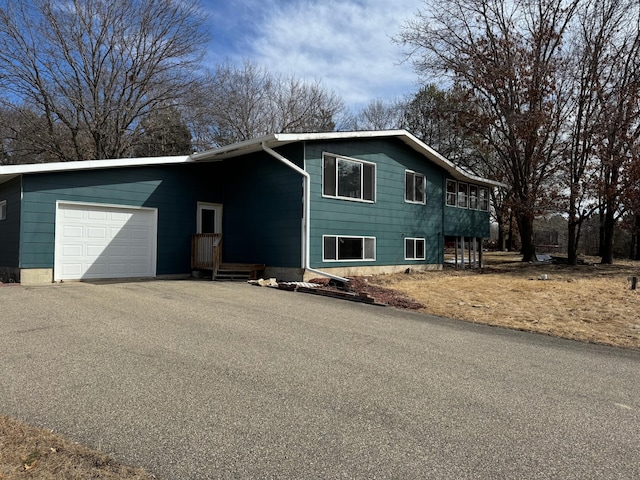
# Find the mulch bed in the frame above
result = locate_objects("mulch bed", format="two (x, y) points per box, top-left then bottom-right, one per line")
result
(307, 277), (425, 310)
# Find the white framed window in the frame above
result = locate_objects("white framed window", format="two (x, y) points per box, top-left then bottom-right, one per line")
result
(447, 179), (489, 210)
(457, 182), (468, 208)
(405, 237), (425, 260)
(0, 200), (6, 221)
(469, 185), (478, 210)
(446, 179), (457, 206)
(323, 235), (376, 261)
(323, 153), (375, 202)
(405, 170), (426, 204)
(479, 187), (489, 211)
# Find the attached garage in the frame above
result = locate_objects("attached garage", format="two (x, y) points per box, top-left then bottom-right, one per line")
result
(54, 202), (157, 281)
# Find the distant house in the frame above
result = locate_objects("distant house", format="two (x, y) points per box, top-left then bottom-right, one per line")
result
(0, 130), (501, 285)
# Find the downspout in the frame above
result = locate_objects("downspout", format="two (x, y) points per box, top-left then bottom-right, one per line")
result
(261, 142), (349, 283)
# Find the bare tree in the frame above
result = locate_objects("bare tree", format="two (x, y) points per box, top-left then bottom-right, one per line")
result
(191, 60), (345, 149)
(398, 0), (579, 261)
(134, 106), (192, 157)
(561, 0), (639, 264)
(347, 99), (403, 131)
(0, 0), (206, 162)
(593, 3), (640, 264)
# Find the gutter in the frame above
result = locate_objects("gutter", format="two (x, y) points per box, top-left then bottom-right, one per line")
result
(261, 142), (350, 284)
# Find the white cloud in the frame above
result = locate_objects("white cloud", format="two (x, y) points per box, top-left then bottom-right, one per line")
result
(212, 0), (423, 111)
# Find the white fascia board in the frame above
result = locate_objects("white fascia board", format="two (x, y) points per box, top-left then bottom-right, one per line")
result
(192, 129), (506, 188)
(0, 155), (193, 178)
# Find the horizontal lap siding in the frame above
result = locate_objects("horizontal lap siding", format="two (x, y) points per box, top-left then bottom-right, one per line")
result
(20, 163), (224, 274)
(0, 177), (22, 268)
(443, 206), (490, 238)
(221, 149), (302, 267)
(305, 139), (444, 268)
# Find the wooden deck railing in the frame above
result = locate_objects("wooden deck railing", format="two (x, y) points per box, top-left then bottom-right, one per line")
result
(191, 234), (222, 275)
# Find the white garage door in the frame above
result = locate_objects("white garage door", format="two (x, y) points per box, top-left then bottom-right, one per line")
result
(55, 202), (157, 281)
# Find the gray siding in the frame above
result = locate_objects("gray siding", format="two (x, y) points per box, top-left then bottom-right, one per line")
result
(20, 163), (225, 274)
(0, 177), (22, 268)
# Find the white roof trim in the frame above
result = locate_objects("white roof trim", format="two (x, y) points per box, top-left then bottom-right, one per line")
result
(0, 155), (192, 176)
(191, 129), (505, 188)
(0, 130), (504, 188)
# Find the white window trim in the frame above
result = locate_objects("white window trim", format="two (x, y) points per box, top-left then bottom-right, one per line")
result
(322, 235), (376, 262)
(469, 185), (478, 210)
(478, 187), (489, 211)
(405, 170), (426, 205)
(457, 182), (469, 208)
(447, 179), (489, 211)
(405, 237), (426, 260)
(322, 152), (376, 203)
(0, 200), (6, 221)
(446, 179), (457, 207)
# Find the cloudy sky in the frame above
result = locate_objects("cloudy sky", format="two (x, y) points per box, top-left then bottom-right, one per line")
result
(201, 0), (424, 112)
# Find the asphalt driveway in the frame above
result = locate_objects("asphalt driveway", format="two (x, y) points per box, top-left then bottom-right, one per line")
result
(1, 280), (639, 479)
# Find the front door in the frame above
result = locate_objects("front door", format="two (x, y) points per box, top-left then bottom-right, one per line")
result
(197, 202), (222, 234)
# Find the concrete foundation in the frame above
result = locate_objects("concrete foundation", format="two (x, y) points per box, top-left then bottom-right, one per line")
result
(302, 264), (442, 281)
(19, 268), (54, 285)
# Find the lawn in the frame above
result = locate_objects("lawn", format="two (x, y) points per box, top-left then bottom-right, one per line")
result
(368, 251), (640, 349)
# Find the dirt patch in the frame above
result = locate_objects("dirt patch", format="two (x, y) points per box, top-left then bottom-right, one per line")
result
(0, 415), (154, 479)
(359, 252), (640, 350)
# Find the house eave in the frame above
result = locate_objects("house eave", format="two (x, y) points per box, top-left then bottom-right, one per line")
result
(0, 155), (193, 184)
(191, 130), (505, 188)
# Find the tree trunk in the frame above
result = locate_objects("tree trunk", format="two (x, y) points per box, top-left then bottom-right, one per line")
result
(600, 207), (615, 264)
(567, 196), (578, 265)
(632, 214), (640, 260)
(518, 214), (536, 262)
(508, 212), (515, 251)
(567, 220), (578, 265)
(598, 209), (605, 257)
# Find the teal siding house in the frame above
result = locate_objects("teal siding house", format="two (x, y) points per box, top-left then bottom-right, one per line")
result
(0, 130), (501, 285)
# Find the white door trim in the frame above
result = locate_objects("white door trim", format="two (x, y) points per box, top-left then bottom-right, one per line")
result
(197, 202), (223, 234)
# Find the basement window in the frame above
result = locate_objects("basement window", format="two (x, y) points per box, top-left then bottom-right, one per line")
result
(405, 237), (425, 260)
(0, 200), (6, 221)
(323, 235), (376, 261)
(405, 170), (426, 204)
(323, 153), (375, 202)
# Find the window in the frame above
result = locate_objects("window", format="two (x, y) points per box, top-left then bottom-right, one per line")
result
(479, 187), (489, 211)
(405, 170), (426, 204)
(323, 235), (376, 261)
(447, 180), (489, 210)
(323, 154), (375, 202)
(469, 185), (478, 210)
(457, 182), (468, 208)
(446, 179), (457, 206)
(0, 200), (5, 221)
(405, 238), (425, 260)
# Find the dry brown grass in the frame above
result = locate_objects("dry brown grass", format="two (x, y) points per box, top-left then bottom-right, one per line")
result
(369, 252), (640, 349)
(0, 415), (154, 479)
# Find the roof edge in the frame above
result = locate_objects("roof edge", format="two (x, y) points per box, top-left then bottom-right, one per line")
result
(0, 155), (193, 177)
